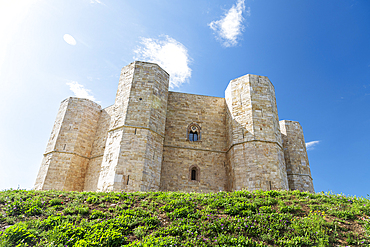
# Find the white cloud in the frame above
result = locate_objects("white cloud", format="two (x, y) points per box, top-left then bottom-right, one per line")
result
(208, 0), (249, 47)
(306, 140), (320, 151)
(133, 35), (192, 89)
(63, 34), (76, 46)
(90, 0), (106, 6)
(90, 0), (102, 4)
(66, 81), (98, 102)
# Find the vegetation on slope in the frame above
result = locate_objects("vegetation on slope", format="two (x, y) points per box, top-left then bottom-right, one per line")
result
(0, 189), (369, 246)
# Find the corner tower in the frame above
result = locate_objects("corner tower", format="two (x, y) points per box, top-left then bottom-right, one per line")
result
(225, 74), (288, 191)
(96, 61), (169, 192)
(34, 98), (101, 191)
(279, 120), (314, 193)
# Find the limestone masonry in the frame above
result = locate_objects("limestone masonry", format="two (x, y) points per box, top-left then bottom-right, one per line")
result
(35, 61), (314, 193)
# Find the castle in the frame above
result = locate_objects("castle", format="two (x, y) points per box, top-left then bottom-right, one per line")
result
(34, 61), (314, 193)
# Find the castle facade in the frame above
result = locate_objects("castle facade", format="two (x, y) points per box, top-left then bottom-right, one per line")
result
(34, 61), (314, 193)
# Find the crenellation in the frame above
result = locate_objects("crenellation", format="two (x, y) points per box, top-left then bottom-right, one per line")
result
(35, 61), (314, 193)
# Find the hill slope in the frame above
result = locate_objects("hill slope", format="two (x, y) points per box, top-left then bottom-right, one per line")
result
(0, 189), (369, 246)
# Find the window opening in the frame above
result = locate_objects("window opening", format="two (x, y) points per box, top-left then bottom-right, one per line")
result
(189, 131), (198, 141)
(187, 123), (201, 141)
(191, 169), (197, 180)
(127, 175), (130, 185)
(189, 165), (200, 181)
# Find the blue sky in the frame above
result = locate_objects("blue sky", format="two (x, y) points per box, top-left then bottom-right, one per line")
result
(0, 0), (369, 197)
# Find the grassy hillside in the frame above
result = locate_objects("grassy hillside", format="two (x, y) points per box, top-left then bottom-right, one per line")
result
(0, 189), (369, 246)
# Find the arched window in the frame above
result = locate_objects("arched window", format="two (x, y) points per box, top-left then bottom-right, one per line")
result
(191, 168), (197, 180)
(189, 165), (200, 181)
(187, 123), (201, 141)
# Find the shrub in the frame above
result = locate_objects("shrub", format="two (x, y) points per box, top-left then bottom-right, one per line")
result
(133, 226), (147, 239)
(224, 202), (257, 216)
(4, 198), (44, 217)
(77, 206), (90, 215)
(1, 222), (37, 246)
(86, 195), (100, 204)
(333, 210), (356, 220)
(90, 209), (107, 219)
(259, 205), (274, 213)
(49, 198), (63, 206)
(279, 204), (302, 213)
(168, 206), (195, 219)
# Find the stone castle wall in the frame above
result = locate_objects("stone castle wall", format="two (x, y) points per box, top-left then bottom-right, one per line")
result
(280, 120), (314, 193)
(83, 105), (114, 191)
(225, 74), (288, 191)
(160, 92), (228, 192)
(96, 61), (169, 192)
(35, 98), (101, 191)
(35, 61), (314, 193)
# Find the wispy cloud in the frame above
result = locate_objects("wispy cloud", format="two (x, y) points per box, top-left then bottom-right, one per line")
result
(133, 35), (192, 89)
(63, 34), (76, 46)
(90, 0), (103, 4)
(306, 140), (320, 151)
(89, 0), (106, 6)
(208, 0), (249, 47)
(66, 81), (99, 102)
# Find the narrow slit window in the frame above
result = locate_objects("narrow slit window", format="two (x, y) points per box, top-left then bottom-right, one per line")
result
(127, 175), (130, 185)
(189, 165), (200, 181)
(191, 169), (197, 180)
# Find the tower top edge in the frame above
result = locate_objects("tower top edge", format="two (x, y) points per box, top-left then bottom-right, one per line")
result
(169, 91), (224, 99)
(226, 74), (275, 91)
(232, 73), (269, 79)
(123, 61), (170, 76)
(61, 97), (102, 108)
(279, 120), (302, 126)
(229, 74), (272, 83)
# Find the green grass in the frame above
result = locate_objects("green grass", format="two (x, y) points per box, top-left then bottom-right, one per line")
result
(0, 189), (369, 246)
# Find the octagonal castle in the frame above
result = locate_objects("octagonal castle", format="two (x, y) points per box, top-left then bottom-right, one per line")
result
(35, 61), (314, 193)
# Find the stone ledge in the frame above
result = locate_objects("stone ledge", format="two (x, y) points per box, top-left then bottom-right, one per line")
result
(43, 150), (90, 160)
(226, 139), (283, 153)
(163, 145), (225, 153)
(108, 124), (165, 138)
(287, 173), (313, 180)
(163, 139), (284, 154)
